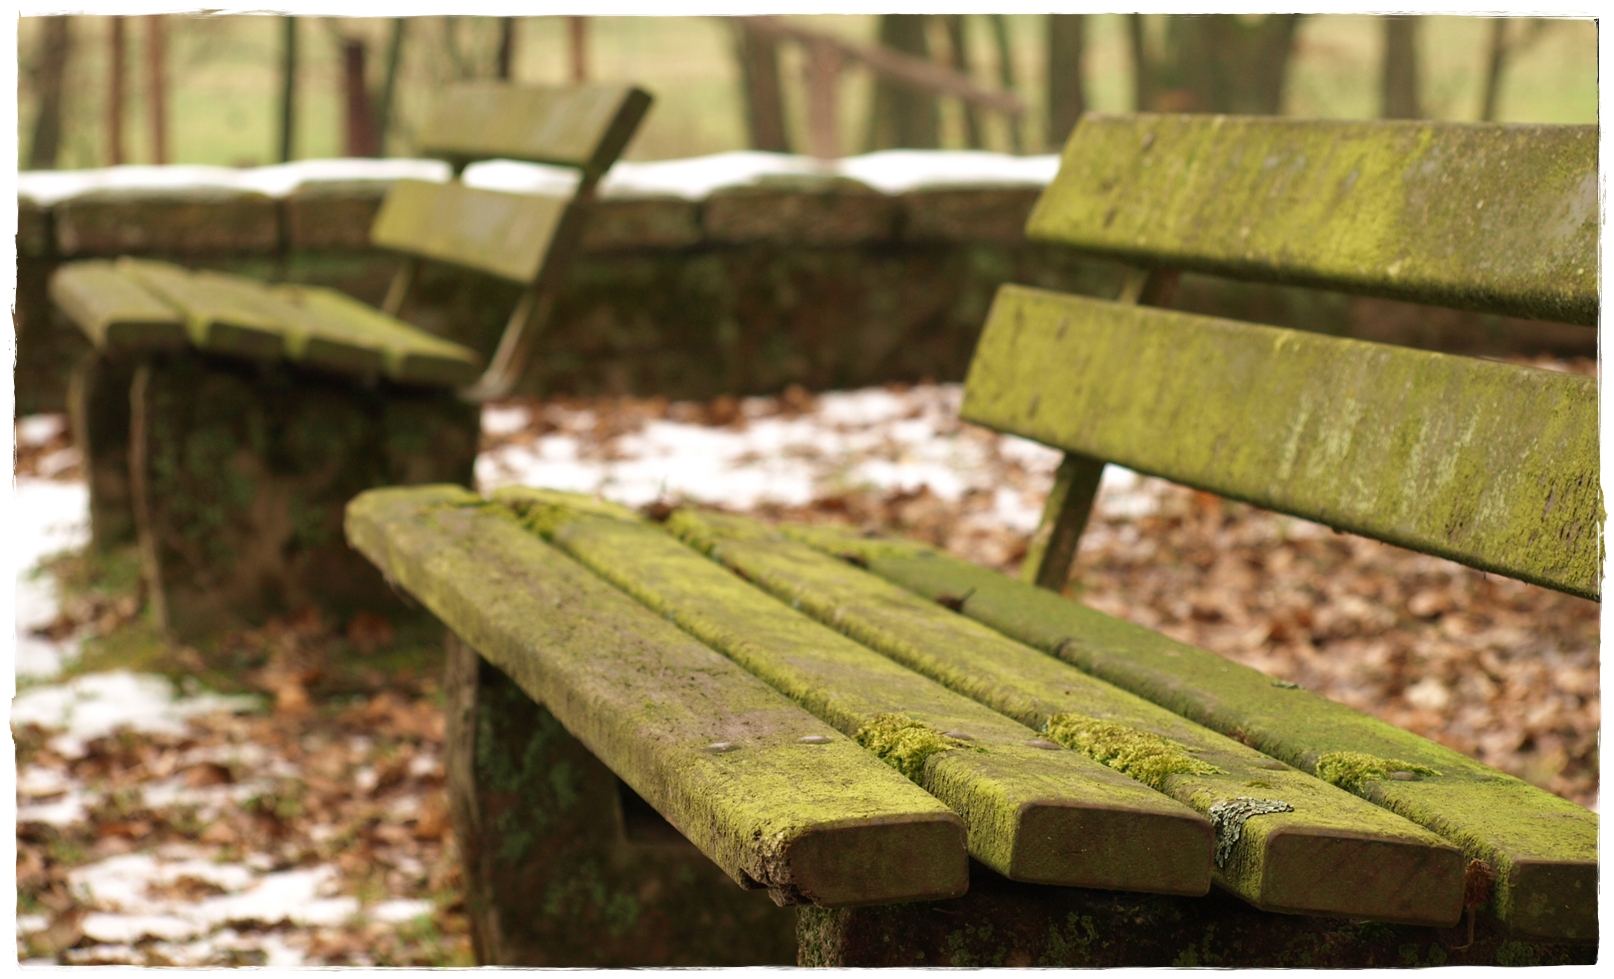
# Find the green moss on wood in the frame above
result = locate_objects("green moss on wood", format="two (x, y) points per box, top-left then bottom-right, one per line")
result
(793, 531), (1596, 940)
(682, 508), (1466, 925)
(855, 713), (973, 782)
(961, 286), (1600, 600)
(1030, 115), (1597, 325)
(511, 492), (1214, 893)
(1046, 713), (1223, 791)
(1316, 751), (1441, 794)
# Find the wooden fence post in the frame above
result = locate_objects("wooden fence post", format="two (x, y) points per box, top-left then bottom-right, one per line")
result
(279, 16), (297, 162)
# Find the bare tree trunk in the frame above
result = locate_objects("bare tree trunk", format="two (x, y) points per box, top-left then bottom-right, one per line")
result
(377, 18), (405, 155)
(108, 17), (127, 165)
(146, 15), (168, 163)
(1380, 16), (1422, 118)
(569, 17), (587, 82)
(944, 15), (981, 149)
(733, 21), (789, 152)
(28, 16), (71, 170)
(497, 17), (514, 80)
(343, 39), (378, 157)
(1128, 14), (1154, 112)
(1046, 13), (1085, 149)
(866, 14), (940, 150)
(804, 37), (842, 160)
(1480, 18), (1508, 121)
(1156, 14), (1301, 114)
(279, 16), (297, 162)
(988, 15), (1023, 152)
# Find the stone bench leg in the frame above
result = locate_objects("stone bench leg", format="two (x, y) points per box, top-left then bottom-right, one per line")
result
(68, 351), (138, 551)
(126, 349), (480, 639)
(443, 633), (798, 966)
(799, 862), (1596, 967)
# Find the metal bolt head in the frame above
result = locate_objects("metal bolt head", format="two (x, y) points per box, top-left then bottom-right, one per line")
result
(796, 735), (832, 744)
(1390, 770), (1418, 780)
(706, 742), (739, 753)
(942, 731), (974, 741)
(1026, 739), (1062, 750)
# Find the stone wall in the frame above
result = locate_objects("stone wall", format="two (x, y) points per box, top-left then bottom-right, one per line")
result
(14, 156), (1593, 416)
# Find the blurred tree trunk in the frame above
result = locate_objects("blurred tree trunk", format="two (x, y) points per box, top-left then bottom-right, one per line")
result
(108, 17), (127, 165)
(497, 17), (514, 80)
(1046, 14), (1085, 149)
(866, 14), (940, 149)
(944, 15), (981, 149)
(733, 22), (790, 152)
(569, 17), (587, 81)
(1127, 14), (1153, 112)
(146, 15), (168, 163)
(988, 15), (1022, 152)
(279, 16), (297, 162)
(1381, 16), (1422, 118)
(377, 19), (406, 155)
(28, 16), (71, 170)
(343, 39), (379, 157)
(1137, 14), (1302, 115)
(1480, 18), (1550, 122)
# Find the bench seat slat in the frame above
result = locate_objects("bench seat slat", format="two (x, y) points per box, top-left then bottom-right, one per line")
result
(116, 259), (286, 360)
(275, 285), (482, 387)
(343, 485), (968, 909)
(57, 260), (482, 387)
(369, 179), (569, 284)
(669, 510), (1465, 928)
(778, 523), (1600, 942)
(495, 487), (1214, 895)
(1030, 115), (1597, 325)
(48, 260), (189, 350)
(963, 286), (1601, 601)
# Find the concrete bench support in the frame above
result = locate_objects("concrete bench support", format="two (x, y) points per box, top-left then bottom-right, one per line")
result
(443, 632), (798, 966)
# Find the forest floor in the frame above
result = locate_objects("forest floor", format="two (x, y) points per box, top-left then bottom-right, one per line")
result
(12, 363), (1599, 965)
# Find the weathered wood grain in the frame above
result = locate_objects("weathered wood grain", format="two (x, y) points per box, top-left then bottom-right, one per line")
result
(494, 487), (1214, 896)
(670, 509), (1466, 927)
(962, 287), (1600, 600)
(369, 179), (569, 284)
(1031, 115), (1597, 325)
(344, 485), (970, 909)
(417, 83), (652, 180)
(782, 523), (1600, 942)
(49, 260), (188, 350)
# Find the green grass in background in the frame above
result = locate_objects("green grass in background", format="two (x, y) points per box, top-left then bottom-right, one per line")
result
(16, 14), (1598, 170)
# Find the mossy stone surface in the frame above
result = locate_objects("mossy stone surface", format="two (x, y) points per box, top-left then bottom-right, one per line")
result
(786, 523), (1599, 942)
(344, 485), (968, 908)
(962, 286), (1601, 600)
(798, 862), (1595, 966)
(1031, 115), (1598, 325)
(135, 350), (478, 639)
(443, 632), (797, 966)
(500, 490), (1213, 894)
(676, 509), (1465, 926)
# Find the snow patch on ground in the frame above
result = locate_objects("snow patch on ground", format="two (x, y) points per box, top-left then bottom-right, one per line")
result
(11, 671), (260, 758)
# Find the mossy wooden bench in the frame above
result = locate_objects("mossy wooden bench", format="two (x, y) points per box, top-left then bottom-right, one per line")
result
(344, 113), (1596, 967)
(50, 82), (650, 638)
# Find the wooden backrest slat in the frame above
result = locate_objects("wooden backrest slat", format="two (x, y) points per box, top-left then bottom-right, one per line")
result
(961, 286), (1600, 600)
(417, 82), (652, 179)
(1029, 115), (1598, 325)
(369, 180), (569, 283)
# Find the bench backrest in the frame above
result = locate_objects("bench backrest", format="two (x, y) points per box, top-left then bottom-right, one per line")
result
(370, 82), (651, 285)
(963, 114), (1600, 601)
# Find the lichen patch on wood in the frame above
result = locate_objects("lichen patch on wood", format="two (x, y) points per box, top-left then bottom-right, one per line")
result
(1316, 751), (1441, 794)
(854, 713), (975, 782)
(1046, 713), (1224, 791)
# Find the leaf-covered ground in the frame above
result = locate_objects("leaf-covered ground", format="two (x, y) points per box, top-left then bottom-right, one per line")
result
(13, 365), (1598, 964)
